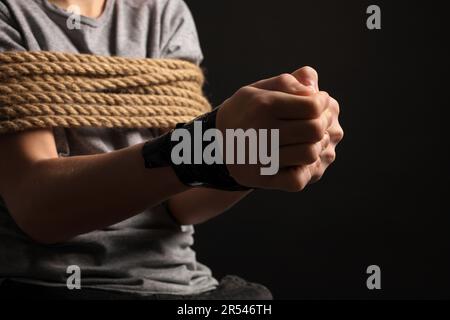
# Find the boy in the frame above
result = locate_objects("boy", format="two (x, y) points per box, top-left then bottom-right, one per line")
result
(0, 0), (343, 299)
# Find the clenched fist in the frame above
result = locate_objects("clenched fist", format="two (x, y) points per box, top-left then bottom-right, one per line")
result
(216, 67), (343, 192)
(292, 67), (344, 184)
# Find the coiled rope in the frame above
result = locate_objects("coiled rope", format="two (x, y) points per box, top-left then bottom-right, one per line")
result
(0, 51), (212, 134)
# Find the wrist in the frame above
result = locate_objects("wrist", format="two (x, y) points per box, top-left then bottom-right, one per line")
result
(141, 108), (251, 191)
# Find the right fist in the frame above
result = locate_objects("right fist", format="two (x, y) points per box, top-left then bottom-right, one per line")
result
(216, 72), (334, 192)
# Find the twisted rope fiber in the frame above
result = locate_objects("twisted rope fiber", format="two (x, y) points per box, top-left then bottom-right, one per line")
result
(0, 51), (212, 133)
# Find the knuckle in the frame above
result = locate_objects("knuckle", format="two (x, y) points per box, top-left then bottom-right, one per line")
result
(277, 73), (296, 87)
(320, 91), (330, 100)
(305, 144), (320, 164)
(337, 128), (344, 141)
(301, 66), (318, 79)
(330, 97), (340, 116)
(236, 86), (254, 99)
(309, 119), (325, 141)
(323, 151), (337, 163)
(321, 92), (331, 110)
(333, 125), (344, 142)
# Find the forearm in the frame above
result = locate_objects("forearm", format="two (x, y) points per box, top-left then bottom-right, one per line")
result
(6, 143), (189, 244)
(168, 188), (252, 225)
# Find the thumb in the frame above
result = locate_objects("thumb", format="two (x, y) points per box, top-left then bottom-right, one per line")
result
(292, 66), (319, 92)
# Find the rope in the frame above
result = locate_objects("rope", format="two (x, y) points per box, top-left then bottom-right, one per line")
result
(0, 51), (212, 133)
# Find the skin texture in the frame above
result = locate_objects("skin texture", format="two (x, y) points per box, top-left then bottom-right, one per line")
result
(217, 67), (343, 191)
(48, 0), (107, 18)
(0, 0), (343, 244)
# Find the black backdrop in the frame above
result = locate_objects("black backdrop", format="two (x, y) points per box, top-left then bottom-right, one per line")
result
(185, 0), (450, 299)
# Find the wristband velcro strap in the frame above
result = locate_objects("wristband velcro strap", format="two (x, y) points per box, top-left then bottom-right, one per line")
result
(142, 108), (251, 191)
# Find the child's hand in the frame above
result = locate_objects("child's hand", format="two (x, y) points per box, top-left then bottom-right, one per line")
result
(292, 67), (344, 184)
(216, 67), (343, 191)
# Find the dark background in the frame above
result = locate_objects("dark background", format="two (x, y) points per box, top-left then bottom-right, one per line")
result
(185, 0), (450, 299)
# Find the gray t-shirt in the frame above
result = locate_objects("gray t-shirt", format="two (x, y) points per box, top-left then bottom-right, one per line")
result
(0, 0), (218, 296)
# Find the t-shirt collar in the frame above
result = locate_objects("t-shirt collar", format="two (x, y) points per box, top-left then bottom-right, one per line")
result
(39, 0), (115, 28)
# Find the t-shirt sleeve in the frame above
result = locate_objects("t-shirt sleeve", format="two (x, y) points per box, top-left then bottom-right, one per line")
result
(0, 3), (27, 52)
(159, 0), (203, 65)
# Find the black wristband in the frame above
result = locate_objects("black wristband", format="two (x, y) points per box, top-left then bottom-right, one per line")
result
(142, 108), (251, 191)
